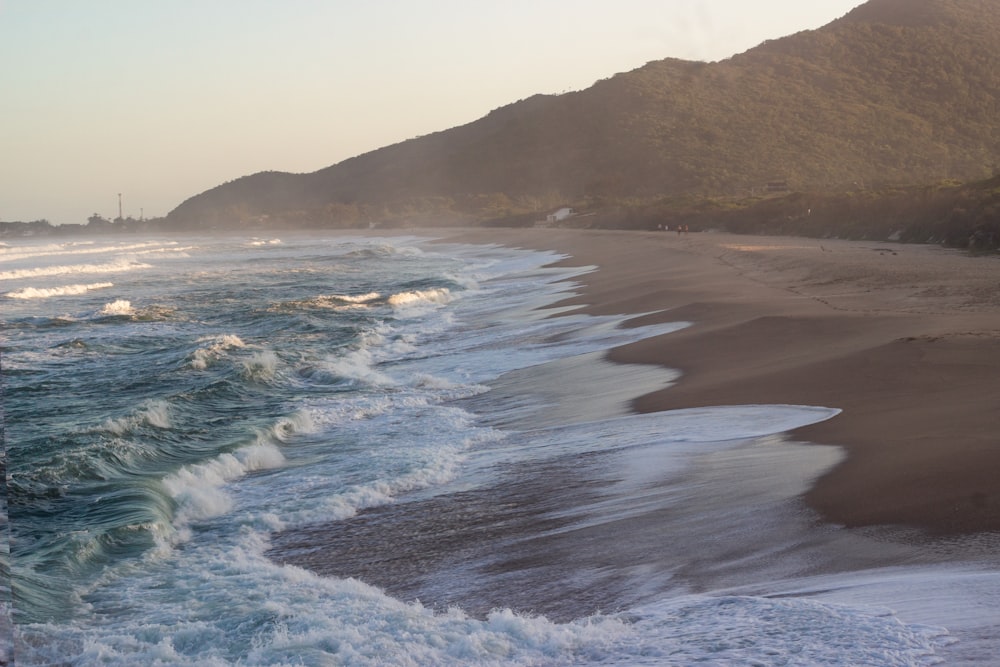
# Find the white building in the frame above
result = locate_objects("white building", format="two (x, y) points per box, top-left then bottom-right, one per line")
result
(545, 207), (575, 223)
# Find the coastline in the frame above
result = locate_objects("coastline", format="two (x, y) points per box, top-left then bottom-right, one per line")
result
(439, 227), (1000, 536)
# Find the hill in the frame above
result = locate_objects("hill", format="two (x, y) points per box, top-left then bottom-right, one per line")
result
(166, 0), (1000, 230)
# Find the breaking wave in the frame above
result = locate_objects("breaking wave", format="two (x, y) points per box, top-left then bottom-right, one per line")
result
(190, 334), (247, 370)
(99, 299), (134, 316)
(388, 287), (453, 309)
(0, 257), (152, 281)
(6, 282), (114, 299)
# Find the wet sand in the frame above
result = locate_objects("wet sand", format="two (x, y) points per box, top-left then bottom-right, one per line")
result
(443, 228), (1000, 536)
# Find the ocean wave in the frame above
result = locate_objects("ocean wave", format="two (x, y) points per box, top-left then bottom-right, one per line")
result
(6, 281), (114, 299)
(190, 334), (246, 370)
(387, 287), (453, 310)
(292, 291), (382, 311)
(247, 238), (282, 247)
(100, 399), (173, 436)
(288, 440), (469, 526)
(130, 245), (196, 256)
(240, 350), (282, 382)
(98, 299), (134, 317)
(0, 257), (152, 281)
(0, 240), (174, 264)
(278, 289), (451, 315)
(443, 271), (480, 291)
(269, 410), (316, 442)
(344, 243), (425, 259)
(308, 348), (397, 387)
(161, 440), (287, 543)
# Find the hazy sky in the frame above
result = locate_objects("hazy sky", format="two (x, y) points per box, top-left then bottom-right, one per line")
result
(2, 1), (862, 224)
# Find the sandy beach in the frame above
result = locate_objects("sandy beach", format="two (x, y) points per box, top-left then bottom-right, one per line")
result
(442, 227), (1000, 536)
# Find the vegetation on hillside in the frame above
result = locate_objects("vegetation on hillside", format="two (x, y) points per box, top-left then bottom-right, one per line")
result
(563, 175), (1000, 251)
(164, 0), (1000, 232)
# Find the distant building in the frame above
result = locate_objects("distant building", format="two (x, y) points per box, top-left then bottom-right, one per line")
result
(765, 180), (790, 193)
(545, 207), (576, 223)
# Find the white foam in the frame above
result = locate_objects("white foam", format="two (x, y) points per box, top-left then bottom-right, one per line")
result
(240, 350), (281, 381)
(0, 240), (172, 263)
(346, 242), (425, 258)
(285, 441), (470, 525)
(296, 292), (383, 311)
(162, 441), (287, 541)
(142, 400), (172, 429)
(443, 271), (480, 291)
(130, 245), (196, 256)
(388, 287), (453, 311)
(0, 257), (152, 280)
(615, 594), (948, 666)
(5, 281), (114, 299)
(329, 349), (396, 386)
(190, 334), (246, 370)
(39, 551), (950, 667)
(723, 564), (1000, 666)
(101, 399), (173, 436)
(335, 291), (380, 303)
(269, 410), (316, 442)
(99, 299), (133, 316)
(332, 291), (381, 304)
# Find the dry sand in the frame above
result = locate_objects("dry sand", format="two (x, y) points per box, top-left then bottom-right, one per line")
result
(441, 228), (1000, 536)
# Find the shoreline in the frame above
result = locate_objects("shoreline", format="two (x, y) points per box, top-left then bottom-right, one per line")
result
(439, 228), (1000, 536)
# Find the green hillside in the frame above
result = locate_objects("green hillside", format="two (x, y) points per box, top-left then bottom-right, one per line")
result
(166, 0), (1000, 231)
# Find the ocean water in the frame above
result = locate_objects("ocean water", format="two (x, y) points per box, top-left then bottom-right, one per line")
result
(2, 232), (998, 666)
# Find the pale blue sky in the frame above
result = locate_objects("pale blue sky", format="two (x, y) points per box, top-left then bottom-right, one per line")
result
(1, 1), (861, 224)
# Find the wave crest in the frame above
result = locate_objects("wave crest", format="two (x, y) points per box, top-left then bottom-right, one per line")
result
(0, 257), (152, 281)
(99, 299), (134, 316)
(241, 350), (281, 381)
(190, 334), (246, 370)
(387, 287), (453, 309)
(101, 399), (173, 436)
(162, 441), (287, 542)
(6, 282), (114, 299)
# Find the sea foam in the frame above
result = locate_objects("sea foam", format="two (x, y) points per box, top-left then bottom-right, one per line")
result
(190, 334), (246, 369)
(100, 399), (173, 436)
(99, 299), (134, 316)
(162, 440), (287, 542)
(0, 240), (170, 263)
(241, 350), (281, 381)
(388, 287), (453, 310)
(6, 282), (114, 299)
(0, 257), (152, 280)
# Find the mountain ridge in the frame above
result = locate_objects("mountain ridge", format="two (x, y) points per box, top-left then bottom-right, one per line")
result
(166, 0), (1000, 229)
